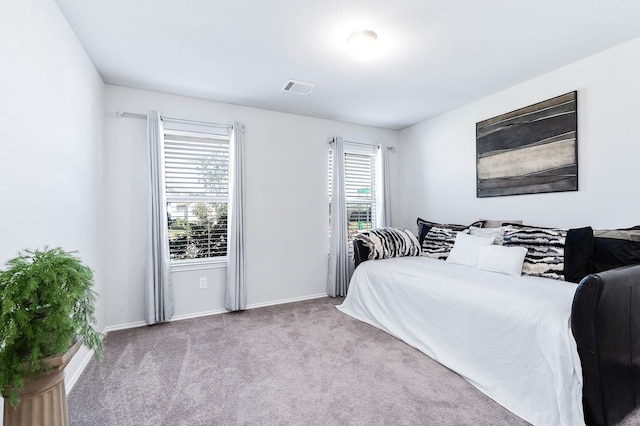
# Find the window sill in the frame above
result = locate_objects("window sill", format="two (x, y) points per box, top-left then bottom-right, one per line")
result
(170, 257), (227, 272)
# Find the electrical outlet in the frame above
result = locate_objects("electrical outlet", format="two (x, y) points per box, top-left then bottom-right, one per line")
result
(199, 277), (207, 289)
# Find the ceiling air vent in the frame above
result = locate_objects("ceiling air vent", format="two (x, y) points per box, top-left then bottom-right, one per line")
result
(281, 79), (316, 96)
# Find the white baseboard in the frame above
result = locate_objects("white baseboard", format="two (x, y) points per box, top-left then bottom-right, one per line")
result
(245, 293), (328, 310)
(65, 346), (94, 393)
(105, 293), (329, 331)
(103, 320), (146, 334)
(169, 308), (228, 322)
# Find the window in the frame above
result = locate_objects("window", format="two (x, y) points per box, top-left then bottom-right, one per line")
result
(329, 146), (377, 243)
(164, 129), (229, 261)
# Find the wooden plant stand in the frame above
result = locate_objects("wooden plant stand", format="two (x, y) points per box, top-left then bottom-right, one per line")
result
(3, 340), (82, 426)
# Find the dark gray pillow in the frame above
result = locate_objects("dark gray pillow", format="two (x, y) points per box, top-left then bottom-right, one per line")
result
(564, 227), (594, 283)
(592, 226), (640, 273)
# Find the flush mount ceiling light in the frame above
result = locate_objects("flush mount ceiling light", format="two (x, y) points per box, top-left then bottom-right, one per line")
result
(347, 30), (378, 61)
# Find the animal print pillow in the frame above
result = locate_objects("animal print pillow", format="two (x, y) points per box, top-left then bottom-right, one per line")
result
(354, 227), (420, 260)
(422, 226), (469, 260)
(416, 217), (484, 246)
(503, 225), (567, 280)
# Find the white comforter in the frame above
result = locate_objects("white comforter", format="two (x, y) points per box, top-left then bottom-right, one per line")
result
(337, 256), (584, 426)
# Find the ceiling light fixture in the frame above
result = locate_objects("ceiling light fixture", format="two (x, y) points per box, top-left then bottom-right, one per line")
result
(347, 30), (378, 61)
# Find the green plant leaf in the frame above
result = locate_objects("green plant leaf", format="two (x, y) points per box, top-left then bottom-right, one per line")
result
(0, 247), (103, 407)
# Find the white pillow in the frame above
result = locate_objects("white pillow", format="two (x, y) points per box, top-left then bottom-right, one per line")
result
(446, 232), (495, 267)
(469, 226), (508, 245)
(476, 245), (528, 276)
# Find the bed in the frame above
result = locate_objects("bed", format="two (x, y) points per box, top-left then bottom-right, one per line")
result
(338, 227), (640, 426)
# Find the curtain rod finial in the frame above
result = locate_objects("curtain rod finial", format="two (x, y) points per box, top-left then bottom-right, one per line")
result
(116, 109), (123, 118)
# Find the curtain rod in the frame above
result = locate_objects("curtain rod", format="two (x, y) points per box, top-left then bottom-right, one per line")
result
(116, 109), (233, 130)
(328, 137), (396, 152)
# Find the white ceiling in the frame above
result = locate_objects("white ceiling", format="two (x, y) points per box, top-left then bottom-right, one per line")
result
(55, 0), (640, 130)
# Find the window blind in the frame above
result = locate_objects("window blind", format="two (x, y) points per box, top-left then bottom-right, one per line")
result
(329, 148), (377, 241)
(164, 132), (229, 201)
(164, 130), (230, 260)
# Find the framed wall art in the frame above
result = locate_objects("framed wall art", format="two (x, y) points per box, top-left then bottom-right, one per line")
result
(476, 91), (577, 198)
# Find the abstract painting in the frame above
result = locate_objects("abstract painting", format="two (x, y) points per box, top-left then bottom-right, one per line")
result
(476, 91), (577, 197)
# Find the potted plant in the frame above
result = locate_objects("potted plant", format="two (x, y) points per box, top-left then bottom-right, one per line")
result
(0, 247), (102, 424)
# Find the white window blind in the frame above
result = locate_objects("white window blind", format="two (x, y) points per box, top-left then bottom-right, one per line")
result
(164, 130), (230, 261)
(329, 146), (377, 242)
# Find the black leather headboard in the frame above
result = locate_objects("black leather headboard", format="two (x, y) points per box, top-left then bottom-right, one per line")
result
(571, 264), (640, 425)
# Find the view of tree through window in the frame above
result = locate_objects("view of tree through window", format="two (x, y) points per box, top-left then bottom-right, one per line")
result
(164, 130), (229, 261)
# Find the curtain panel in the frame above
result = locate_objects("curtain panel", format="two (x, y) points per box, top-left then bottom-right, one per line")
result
(376, 142), (392, 228)
(144, 111), (174, 324)
(225, 121), (246, 311)
(327, 136), (350, 297)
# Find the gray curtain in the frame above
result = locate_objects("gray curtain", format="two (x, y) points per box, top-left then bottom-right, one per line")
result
(144, 111), (174, 324)
(376, 142), (392, 227)
(327, 136), (350, 297)
(225, 121), (246, 311)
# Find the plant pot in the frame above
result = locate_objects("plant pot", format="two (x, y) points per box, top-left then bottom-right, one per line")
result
(3, 340), (81, 426)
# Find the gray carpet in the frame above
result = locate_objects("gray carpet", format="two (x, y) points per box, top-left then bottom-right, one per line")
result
(68, 297), (638, 426)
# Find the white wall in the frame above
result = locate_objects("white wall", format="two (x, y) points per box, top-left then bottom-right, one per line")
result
(397, 37), (640, 232)
(103, 85), (400, 328)
(0, 0), (105, 419)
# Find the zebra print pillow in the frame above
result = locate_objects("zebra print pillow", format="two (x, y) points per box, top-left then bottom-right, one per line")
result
(354, 227), (420, 260)
(416, 218), (485, 246)
(503, 226), (567, 280)
(421, 226), (468, 260)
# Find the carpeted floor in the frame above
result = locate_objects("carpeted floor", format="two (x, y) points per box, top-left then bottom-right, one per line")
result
(68, 297), (639, 426)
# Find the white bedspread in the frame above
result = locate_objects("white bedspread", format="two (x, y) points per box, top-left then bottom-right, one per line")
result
(337, 256), (584, 426)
